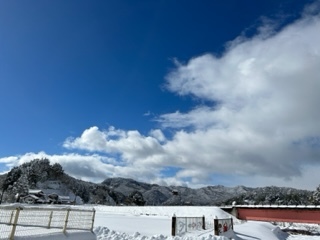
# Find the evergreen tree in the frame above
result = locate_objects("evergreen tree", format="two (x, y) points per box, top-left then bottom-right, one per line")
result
(312, 185), (320, 205)
(50, 163), (64, 177)
(0, 167), (22, 203)
(2, 167), (22, 191)
(128, 190), (145, 206)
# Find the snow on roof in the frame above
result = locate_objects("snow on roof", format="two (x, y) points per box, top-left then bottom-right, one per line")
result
(59, 196), (70, 199)
(234, 204), (320, 209)
(28, 189), (44, 194)
(24, 195), (41, 200)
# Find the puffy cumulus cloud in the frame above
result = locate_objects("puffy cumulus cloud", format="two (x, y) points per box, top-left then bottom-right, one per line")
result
(0, 152), (117, 182)
(161, 11), (320, 187)
(4, 9), (320, 190)
(63, 126), (109, 152)
(0, 151), (170, 184)
(59, 11), (320, 190)
(63, 126), (203, 184)
(149, 129), (167, 143)
(64, 126), (167, 165)
(166, 19), (320, 111)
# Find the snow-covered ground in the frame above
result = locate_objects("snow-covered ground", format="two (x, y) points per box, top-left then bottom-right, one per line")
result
(2, 205), (320, 240)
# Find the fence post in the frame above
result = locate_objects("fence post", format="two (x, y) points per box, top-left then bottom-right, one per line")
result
(90, 209), (96, 232)
(171, 214), (176, 236)
(9, 207), (21, 240)
(202, 215), (205, 230)
(63, 208), (71, 234)
(48, 211), (53, 229)
(9, 210), (15, 224)
(231, 217), (234, 230)
(214, 218), (219, 236)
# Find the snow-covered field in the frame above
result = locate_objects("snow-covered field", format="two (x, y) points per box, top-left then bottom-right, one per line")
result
(2, 205), (320, 240)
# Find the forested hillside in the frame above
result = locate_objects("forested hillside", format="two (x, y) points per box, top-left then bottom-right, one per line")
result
(0, 159), (318, 206)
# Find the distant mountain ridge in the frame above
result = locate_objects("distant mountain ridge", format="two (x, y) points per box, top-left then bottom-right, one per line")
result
(101, 177), (314, 206)
(0, 159), (317, 206)
(102, 177), (251, 205)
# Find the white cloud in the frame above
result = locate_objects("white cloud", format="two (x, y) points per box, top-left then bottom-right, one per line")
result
(156, 106), (225, 130)
(2, 8), (320, 190)
(0, 152), (117, 182)
(149, 129), (166, 143)
(0, 151), (168, 184)
(59, 11), (320, 190)
(160, 12), (320, 186)
(303, 0), (320, 16)
(64, 126), (166, 165)
(63, 126), (109, 152)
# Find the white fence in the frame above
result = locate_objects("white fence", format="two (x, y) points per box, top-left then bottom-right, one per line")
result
(0, 204), (95, 240)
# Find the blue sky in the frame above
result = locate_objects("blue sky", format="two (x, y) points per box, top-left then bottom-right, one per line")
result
(1, 0), (320, 190)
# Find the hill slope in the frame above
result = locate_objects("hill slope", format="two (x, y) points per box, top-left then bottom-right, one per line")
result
(0, 159), (316, 206)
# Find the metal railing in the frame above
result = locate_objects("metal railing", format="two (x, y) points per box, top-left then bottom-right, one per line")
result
(0, 204), (95, 240)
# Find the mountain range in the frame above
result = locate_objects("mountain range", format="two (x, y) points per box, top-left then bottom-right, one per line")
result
(0, 159), (317, 206)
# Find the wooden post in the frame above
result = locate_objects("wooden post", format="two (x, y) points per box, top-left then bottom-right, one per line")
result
(9, 207), (21, 240)
(214, 218), (219, 236)
(231, 217), (234, 230)
(63, 208), (70, 234)
(9, 210), (15, 224)
(0, 189), (5, 204)
(90, 209), (96, 232)
(171, 214), (176, 236)
(202, 215), (205, 230)
(48, 211), (53, 229)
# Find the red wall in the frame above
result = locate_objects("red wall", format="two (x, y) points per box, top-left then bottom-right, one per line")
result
(237, 207), (320, 224)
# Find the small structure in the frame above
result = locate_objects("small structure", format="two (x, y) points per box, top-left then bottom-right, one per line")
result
(28, 189), (45, 197)
(47, 193), (61, 204)
(172, 190), (179, 196)
(59, 196), (71, 204)
(22, 194), (45, 204)
(21, 189), (72, 204)
(21, 190), (46, 204)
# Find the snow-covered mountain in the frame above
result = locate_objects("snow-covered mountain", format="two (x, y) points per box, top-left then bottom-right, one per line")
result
(101, 177), (314, 206)
(0, 159), (316, 206)
(102, 177), (237, 205)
